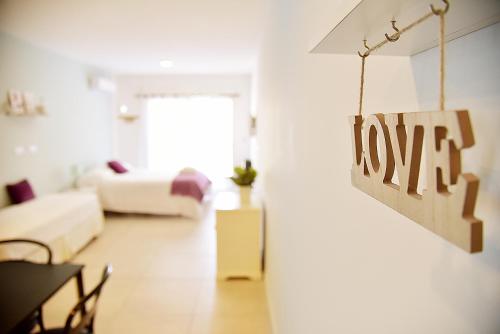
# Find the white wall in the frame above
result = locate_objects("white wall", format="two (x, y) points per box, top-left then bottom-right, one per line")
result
(0, 32), (113, 208)
(411, 23), (500, 198)
(114, 74), (252, 168)
(257, 1), (500, 333)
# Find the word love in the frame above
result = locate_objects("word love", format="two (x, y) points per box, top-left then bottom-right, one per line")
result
(349, 110), (482, 252)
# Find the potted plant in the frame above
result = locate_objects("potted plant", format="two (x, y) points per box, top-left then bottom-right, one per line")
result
(230, 160), (257, 204)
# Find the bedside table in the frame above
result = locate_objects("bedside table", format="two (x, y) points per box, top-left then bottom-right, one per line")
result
(214, 191), (263, 280)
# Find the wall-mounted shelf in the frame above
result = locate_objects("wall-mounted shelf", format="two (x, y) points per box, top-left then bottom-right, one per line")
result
(118, 113), (139, 122)
(311, 0), (500, 56)
(2, 104), (47, 116)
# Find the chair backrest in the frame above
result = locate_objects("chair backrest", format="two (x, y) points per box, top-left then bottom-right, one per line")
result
(63, 264), (112, 334)
(0, 238), (53, 264)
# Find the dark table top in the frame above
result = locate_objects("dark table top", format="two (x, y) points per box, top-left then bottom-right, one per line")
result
(0, 261), (84, 334)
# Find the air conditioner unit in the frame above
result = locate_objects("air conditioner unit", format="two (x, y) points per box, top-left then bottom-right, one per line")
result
(88, 76), (116, 93)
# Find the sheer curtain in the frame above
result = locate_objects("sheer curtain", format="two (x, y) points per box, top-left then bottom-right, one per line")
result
(146, 96), (234, 179)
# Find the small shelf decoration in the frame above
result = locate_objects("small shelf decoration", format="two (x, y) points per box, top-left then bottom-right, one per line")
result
(348, 0), (483, 253)
(3, 90), (46, 116)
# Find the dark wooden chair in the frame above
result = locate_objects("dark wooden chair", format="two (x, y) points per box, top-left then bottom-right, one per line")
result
(37, 264), (113, 334)
(0, 238), (54, 333)
(0, 238), (53, 264)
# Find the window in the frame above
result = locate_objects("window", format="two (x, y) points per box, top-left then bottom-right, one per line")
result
(146, 96), (234, 179)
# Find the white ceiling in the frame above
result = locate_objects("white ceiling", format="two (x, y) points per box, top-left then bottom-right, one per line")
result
(0, 0), (265, 74)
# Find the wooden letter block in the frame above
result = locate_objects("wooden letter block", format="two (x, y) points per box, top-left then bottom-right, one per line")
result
(349, 110), (482, 253)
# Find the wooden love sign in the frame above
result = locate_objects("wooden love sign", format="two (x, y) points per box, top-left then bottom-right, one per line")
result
(349, 110), (482, 252)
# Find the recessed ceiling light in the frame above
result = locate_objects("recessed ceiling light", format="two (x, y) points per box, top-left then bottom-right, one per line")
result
(160, 60), (174, 68)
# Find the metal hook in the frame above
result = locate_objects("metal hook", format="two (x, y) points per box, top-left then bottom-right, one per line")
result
(430, 0), (449, 15)
(384, 20), (400, 42)
(357, 39), (370, 57)
(363, 39), (370, 50)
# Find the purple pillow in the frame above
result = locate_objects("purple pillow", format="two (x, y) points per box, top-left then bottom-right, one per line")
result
(107, 160), (128, 174)
(6, 179), (36, 204)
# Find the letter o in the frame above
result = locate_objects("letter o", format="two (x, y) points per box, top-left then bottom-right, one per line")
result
(362, 114), (394, 182)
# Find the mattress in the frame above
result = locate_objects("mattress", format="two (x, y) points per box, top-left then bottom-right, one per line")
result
(0, 192), (104, 262)
(78, 169), (205, 219)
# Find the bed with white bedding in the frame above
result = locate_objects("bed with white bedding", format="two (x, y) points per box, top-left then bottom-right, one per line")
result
(0, 192), (103, 262)
(77, 168), (210, 219)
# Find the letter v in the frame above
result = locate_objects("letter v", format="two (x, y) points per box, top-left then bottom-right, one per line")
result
(385, 113), (424, 195)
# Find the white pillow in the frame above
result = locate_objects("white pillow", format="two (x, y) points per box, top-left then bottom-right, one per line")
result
(121, 161), (135, 171)
(180, 167), (198, 174)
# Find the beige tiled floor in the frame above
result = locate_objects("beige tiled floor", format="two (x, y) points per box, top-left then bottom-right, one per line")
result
(42, 208), (272, 334)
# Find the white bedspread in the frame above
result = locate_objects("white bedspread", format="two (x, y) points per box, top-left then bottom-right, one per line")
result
(78, 169), (202, 219)
(0, 192), (104, 262)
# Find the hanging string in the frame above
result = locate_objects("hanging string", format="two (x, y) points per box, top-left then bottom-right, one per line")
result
(438, 11), (446, 111)
(357, 39), (370, 116)
(356, 0), (449, 115)
(362, 12), (434, 57)
(356, 11), (435, 116)
(358, 55), (366, 116)
(430, 0), (449, 111)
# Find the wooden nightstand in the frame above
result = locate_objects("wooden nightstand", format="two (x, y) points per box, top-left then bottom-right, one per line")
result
(215, 191), (263, 280)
